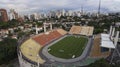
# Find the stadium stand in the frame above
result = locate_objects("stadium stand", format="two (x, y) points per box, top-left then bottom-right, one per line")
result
(80, 26), (88, 35)
(32, 30), (63, 46)
(20, 39), (45, 64)
(87, 27), (94, 36)
(69, 26), (81, 34)
(69, 26), (94, 36)
(57, 29), (67, 35)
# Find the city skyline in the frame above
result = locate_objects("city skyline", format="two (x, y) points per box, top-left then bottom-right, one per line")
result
(0, 0), (120, 14)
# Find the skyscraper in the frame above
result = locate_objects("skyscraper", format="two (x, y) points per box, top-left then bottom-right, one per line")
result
(0, 9), (8, 22)
(9, 9), (18, 20)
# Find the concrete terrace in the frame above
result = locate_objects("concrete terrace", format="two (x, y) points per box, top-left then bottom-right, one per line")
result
(20, 38), (45, 64)
(69, 25), (94, 36)
(20, 29), (67, 65)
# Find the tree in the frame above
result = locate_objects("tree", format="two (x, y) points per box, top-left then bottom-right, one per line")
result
(93, 28), (103, 34)
(0, 37), (17, 65)
(87, 59), (111, 67)
(17, 32), (26, 39)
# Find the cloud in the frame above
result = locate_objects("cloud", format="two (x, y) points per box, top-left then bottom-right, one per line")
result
(0, 0), (120, 14)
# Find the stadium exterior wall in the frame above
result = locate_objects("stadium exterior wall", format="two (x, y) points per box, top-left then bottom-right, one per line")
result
(17, 35), (38, 67)
(18, 54), (36, 67)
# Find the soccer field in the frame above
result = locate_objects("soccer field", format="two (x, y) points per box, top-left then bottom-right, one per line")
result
(48, 36), (88, 59)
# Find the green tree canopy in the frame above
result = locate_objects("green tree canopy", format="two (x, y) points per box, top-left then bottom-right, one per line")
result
(0, 37), (17, 65)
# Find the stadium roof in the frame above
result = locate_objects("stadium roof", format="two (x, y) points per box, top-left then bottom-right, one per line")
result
(101, 34), (110, 38)
(100, 41), (115, 48)
(100, 34), (115, 49)
(101, 36), (110, 41)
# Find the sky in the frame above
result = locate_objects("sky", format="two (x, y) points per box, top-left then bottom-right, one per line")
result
(0, 0), (120, 14)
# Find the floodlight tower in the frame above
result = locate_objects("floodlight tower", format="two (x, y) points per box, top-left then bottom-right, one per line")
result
(43, 22), (47, 33)
(110, 31), (120, 64)
(111, 28), (115, 40)
(36, 25), (38, 34)
(109, 26), (112, 36)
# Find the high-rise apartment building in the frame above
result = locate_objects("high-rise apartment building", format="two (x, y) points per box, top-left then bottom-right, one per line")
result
(9, 9), (18, 20)
(0, 9), (8, 22)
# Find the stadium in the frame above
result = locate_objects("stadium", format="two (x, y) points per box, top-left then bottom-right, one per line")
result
(18, 23), (119, 67)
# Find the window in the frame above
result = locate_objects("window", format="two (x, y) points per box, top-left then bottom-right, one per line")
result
(101, 47), (109, 52)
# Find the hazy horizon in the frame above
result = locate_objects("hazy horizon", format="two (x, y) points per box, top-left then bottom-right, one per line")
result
(1, 0), (120, 14)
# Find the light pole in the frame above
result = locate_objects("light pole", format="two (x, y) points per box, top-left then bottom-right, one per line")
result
(37, 54), (39, 67)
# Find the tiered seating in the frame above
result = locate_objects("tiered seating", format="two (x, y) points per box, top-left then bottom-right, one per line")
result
(20, 29), (66, 64)
(69, 26), (94, 36)
(69, 26), (81, 34)
(57, 29), (67, 35)
(33, 30), (62, 46)
(80, 26), (89, 35)
(20, 39), (45, 64)
(87, 27), (94, 36)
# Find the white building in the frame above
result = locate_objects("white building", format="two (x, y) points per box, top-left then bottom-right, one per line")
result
(9, 9), (18, 20)
(62, 9), (65, 16)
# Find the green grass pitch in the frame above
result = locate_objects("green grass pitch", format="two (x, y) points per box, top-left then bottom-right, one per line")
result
(48, 36), (88, 59)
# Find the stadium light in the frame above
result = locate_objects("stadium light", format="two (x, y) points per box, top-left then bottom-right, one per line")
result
(37, 54), (39, 67)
